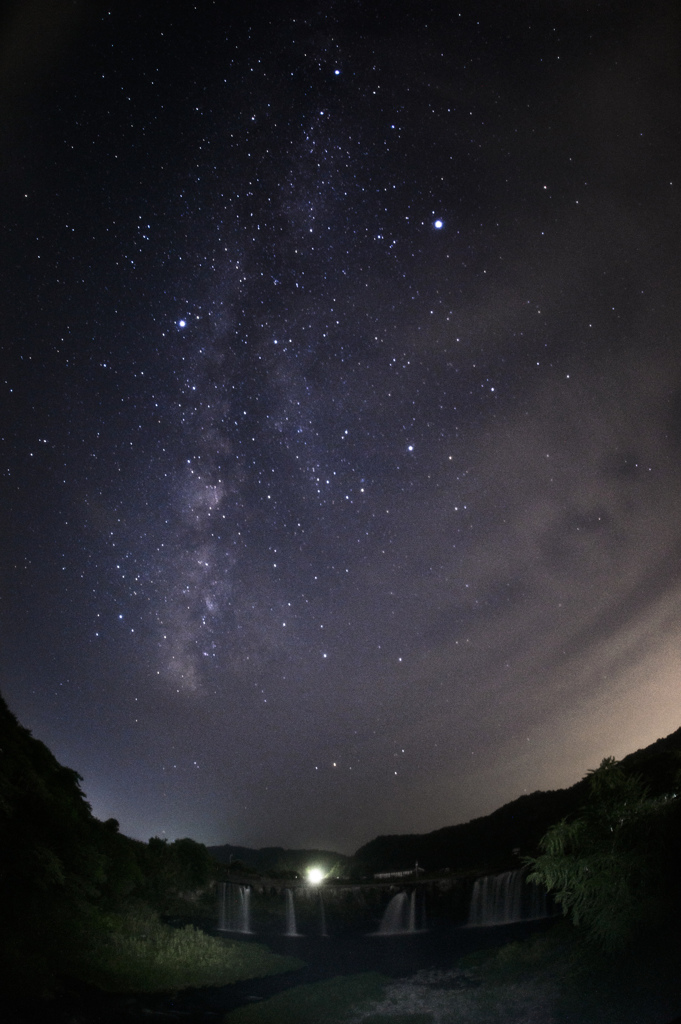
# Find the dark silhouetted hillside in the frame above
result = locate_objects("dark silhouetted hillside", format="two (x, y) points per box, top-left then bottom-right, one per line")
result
(353, 725), (681, 874)
(0, 692), (218, 996)
(207, 843), (350, 875)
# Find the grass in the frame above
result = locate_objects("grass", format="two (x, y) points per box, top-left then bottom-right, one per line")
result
(61, 907), (681, 1021)
(221, 972), (389, 1024)
(76, 904), (304, 993)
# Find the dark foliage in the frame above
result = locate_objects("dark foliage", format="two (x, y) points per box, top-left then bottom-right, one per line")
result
(0, 693), (109, 993)
(0, 693), (218, 997)
(525, 757), (681, 949)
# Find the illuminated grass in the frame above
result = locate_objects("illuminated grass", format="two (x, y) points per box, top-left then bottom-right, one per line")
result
(79, 906), (303, 992)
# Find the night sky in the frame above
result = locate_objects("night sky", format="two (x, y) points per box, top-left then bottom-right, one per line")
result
(2, 0), (680, 855)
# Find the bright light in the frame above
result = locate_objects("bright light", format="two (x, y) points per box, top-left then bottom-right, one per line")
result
(307, 867), (325, 885)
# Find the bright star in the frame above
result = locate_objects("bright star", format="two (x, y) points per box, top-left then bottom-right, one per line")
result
(433, 219), (443, 229)
(178, 319), (187, 328)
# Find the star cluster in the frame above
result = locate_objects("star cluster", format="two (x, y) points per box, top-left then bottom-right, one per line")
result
(1, 0), (680, 852)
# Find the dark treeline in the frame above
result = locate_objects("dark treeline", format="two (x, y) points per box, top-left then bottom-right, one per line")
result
(526, 755), (681, 949)
(0, 693), (220, 998)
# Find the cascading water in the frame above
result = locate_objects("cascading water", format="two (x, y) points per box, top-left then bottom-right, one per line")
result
(284, 888), (300, 936)
(467, 868), (550, 927)
(408, 888), (417, 932)
(217, 882), (252, 933)
(376, 890), (421, 935)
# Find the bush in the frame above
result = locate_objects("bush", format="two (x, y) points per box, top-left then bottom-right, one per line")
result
(525, 757), (681, 949)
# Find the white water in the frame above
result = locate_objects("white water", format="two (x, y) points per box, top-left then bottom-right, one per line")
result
(284, 888), (300, 936)
(467, 868), (550, 927)
(377, 890), (422, 935)
(218, 882), (252, 933)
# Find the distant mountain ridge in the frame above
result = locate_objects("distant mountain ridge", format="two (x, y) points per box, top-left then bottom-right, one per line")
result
(352, 725), (681, 875)
(208, 726), (681, 877)
(207, 843), (350, 875)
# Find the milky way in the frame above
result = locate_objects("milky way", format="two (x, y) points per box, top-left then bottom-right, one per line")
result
(2, 0), (680, 852)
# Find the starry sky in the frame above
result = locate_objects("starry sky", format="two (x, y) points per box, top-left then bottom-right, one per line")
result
(1, 0), (680, 855)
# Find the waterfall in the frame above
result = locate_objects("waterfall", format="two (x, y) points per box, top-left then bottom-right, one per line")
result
(217, 882), (252, 933)
(240, 884), (252, 932)
(377, 890), (421, 935)
(467, 868), (550, 927)
(284, 888), (300, 936)
(408, 888), (416, 932)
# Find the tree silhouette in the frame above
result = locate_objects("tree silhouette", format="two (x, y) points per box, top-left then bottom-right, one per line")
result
(525, 757), (681, 949)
